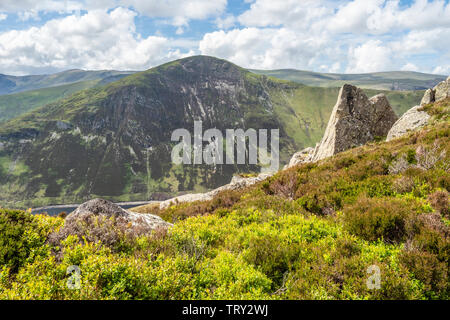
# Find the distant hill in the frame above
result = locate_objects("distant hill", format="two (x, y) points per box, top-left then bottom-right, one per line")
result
(0, 80), (100, 123)
(0, 69), (135, 95)
(250, 69), (447, 91)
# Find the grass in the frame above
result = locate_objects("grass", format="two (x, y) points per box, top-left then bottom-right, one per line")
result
(0, 98), (448, 300)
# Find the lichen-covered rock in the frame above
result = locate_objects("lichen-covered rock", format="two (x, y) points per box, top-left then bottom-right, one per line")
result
(66, 198), (172, 230)
(434, 76), (450, 102)
(311, 85), (398, 161)
(421, 88), (435, 106)
(285, 147), (315, 169)
(386, 106), (430, 141)
(419, 76), (450, 106)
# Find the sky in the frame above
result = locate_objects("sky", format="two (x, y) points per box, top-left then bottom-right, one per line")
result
(0, 0), (449, 76)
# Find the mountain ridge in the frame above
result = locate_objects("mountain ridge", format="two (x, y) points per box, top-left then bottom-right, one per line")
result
(250, 68), (446, 91)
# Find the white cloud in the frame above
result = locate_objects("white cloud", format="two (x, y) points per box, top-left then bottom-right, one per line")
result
(0, 13), (7, 21)
(215, 15), (237, 29)
(328, 0), (450, 34)
(346, 40), (393, 73)
(0, 0), (227, 25)
(433, 65), (450, 75)
(401, 63), (419, 72)
(201, 0), (450, 73)
(0, 8), (190, 75)
(238, 0), (332, 31)
(0, 0), (85, 20)
(1, 0), (449, 74)
(199, 27), (329, 70)
(120, 0), (227, 26)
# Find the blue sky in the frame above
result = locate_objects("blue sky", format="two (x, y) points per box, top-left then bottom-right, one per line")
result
(0, 0), (449, 75)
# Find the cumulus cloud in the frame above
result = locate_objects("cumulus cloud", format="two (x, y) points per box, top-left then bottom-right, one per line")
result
(346, 40), (393, 73)
(199, 27), (331, 70)
(0, 8), (191, 75)
(1, 0), (449, 75)
(0, 13), (7, 21)
(0, 0), (227, 25)
(238, 0), (332, 31)
(200, 0), (450, 73)
(121, 0), (227, 26)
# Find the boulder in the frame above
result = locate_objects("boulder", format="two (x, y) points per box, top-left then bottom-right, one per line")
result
(65, 198), (172, 230)
(159, 172), (273, 209)
(420, 88), (435, 106)
(285, 147), (315, 169)
(419, 76), (450, 106)
(311, 85), (398, 161)
(386, 106), (430, 141)
(387, 76), (450, 141)
(434, 76), (450, 102)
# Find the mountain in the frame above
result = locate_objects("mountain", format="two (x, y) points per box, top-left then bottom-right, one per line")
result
(250, 69), (447, 91)
(0, 69), (135, 95)
(0, 56), (295, 208)
(0, 65), (427, 125)
(0, 56), (426, 208)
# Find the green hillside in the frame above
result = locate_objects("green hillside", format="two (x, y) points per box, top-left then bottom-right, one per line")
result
(1, 97), (448, 300)
(0, 69), (134, 95)
(0, 80), (99, 123)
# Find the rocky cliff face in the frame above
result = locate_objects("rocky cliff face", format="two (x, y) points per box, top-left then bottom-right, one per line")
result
(0, 56), (305, 208)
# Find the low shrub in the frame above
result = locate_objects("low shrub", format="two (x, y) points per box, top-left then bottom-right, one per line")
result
(428, 190), (449, 217)
(399, 249), (448, 299)
(342, 196), (423, 243)
(0, 209), (54, 273)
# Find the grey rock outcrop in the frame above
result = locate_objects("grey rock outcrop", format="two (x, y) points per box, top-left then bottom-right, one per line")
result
(285, 147), (315, 169)
(435, 76), (450, 102)
(386, 106), (430, 141)
(311, 85), (398, 161)
(420, 76), (450, 106)
(388, 75), (450, 141)
(159, 173), (273, 209)
(420, 88), (435, 106)
(66, 198), (172, 230)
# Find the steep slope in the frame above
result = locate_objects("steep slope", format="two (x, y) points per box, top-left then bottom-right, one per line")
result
(250, 69), (446, 91)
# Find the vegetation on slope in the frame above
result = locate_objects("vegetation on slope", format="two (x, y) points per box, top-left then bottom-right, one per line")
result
(250, 69), (446, 91)
(0, 98), (448, 300)
(0, 80), (100, 123)
(0, 69), (134, 95)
